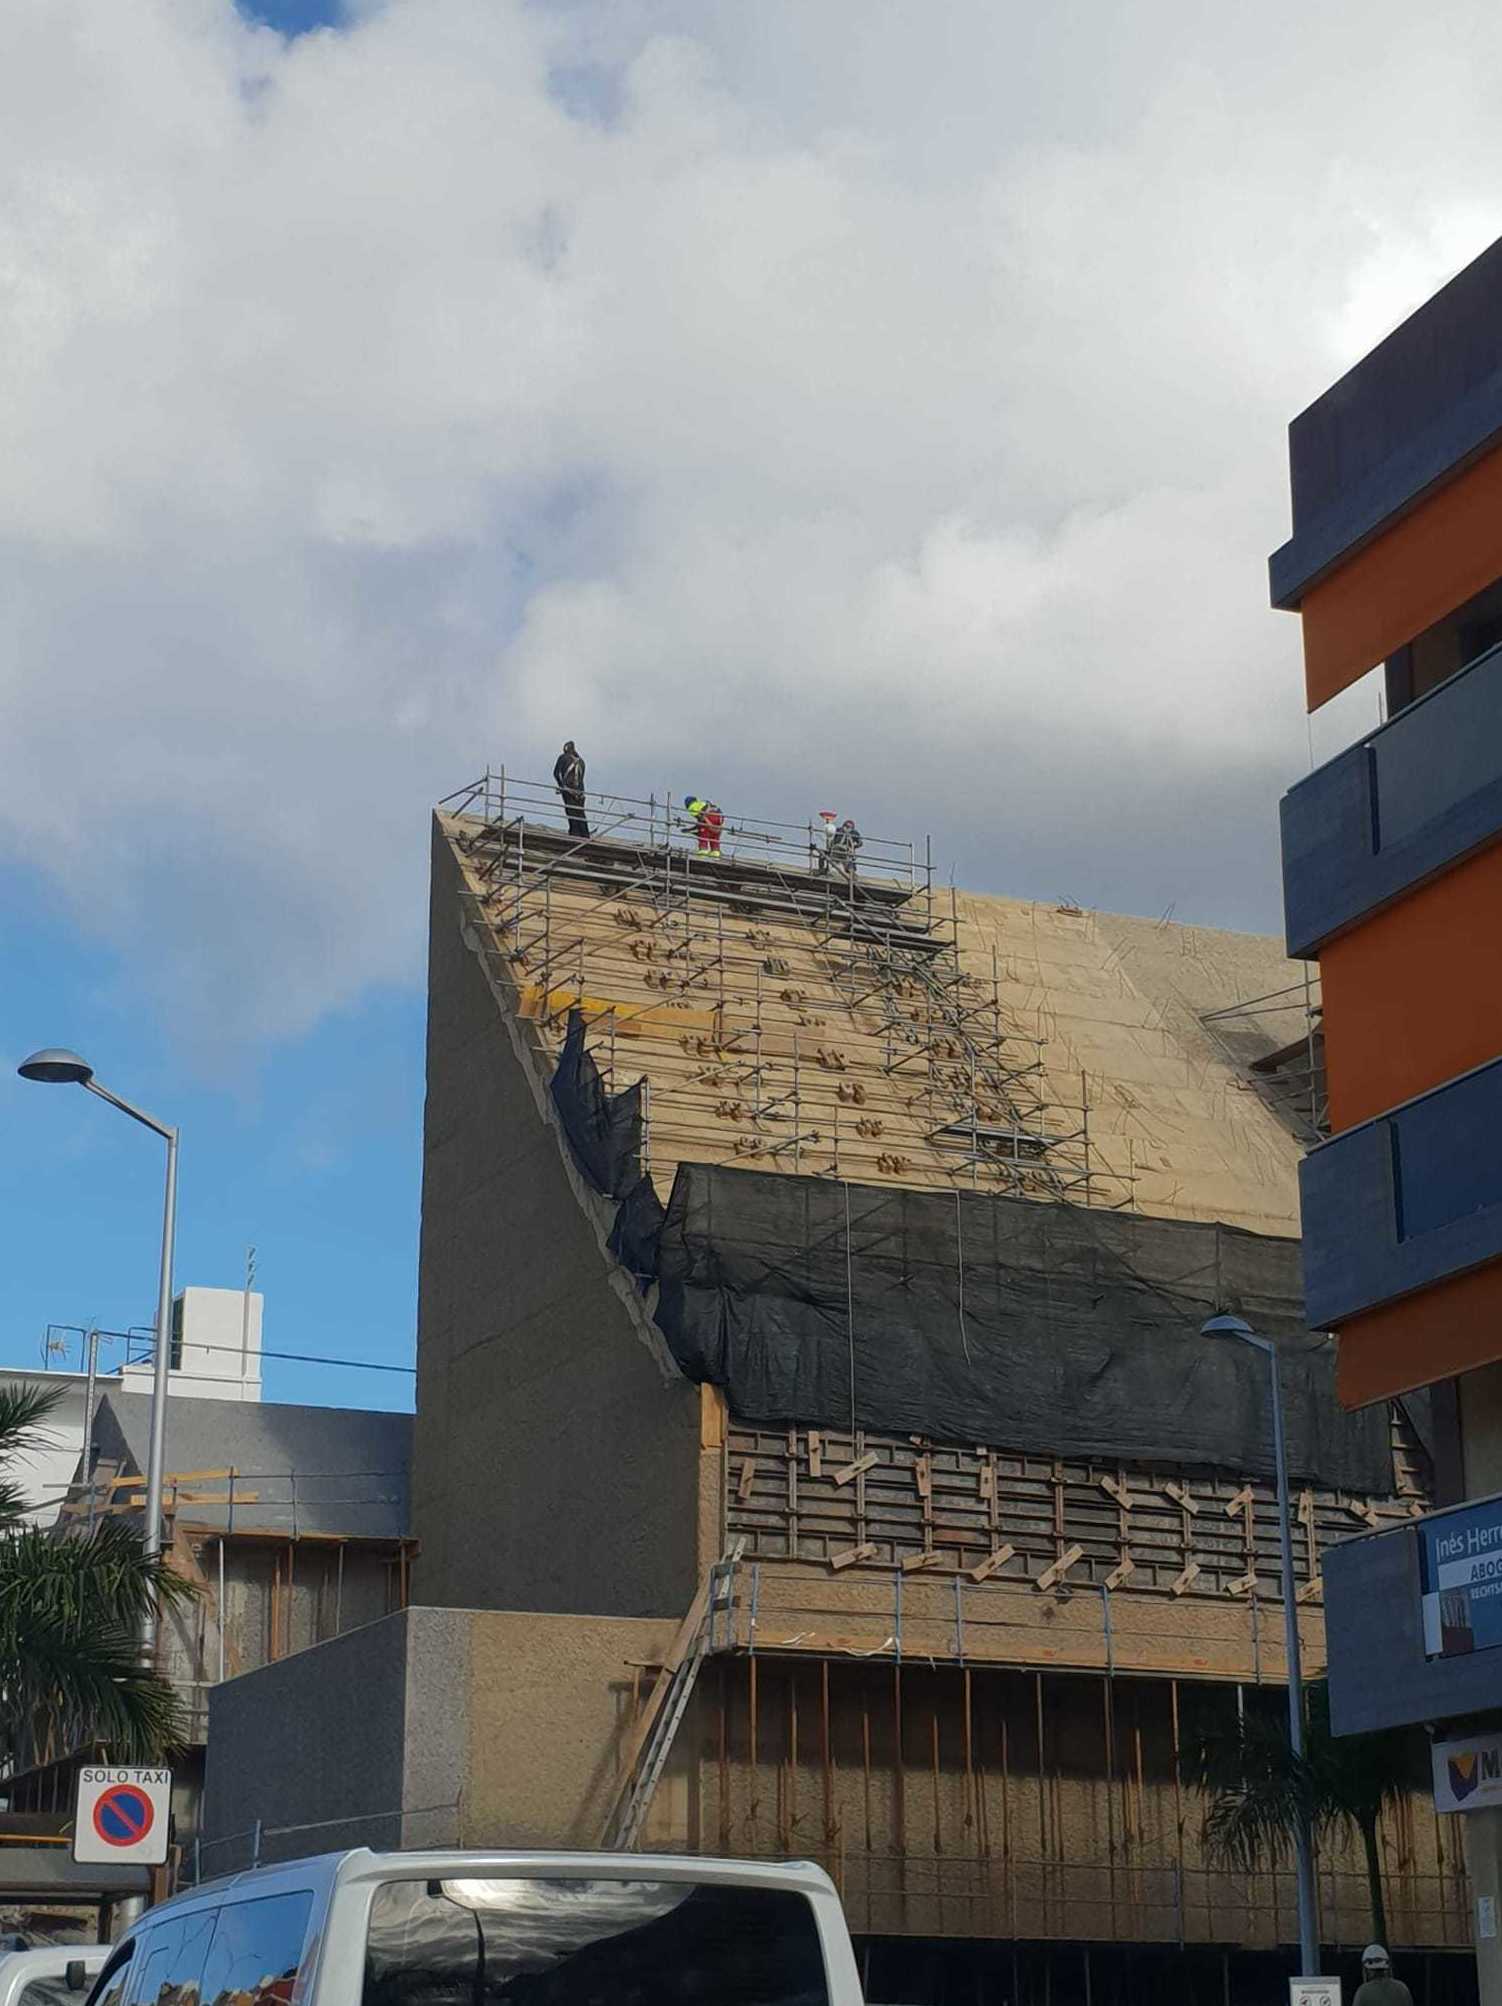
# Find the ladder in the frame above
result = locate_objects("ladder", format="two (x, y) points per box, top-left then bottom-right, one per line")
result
(602, 1543), (743, 1851)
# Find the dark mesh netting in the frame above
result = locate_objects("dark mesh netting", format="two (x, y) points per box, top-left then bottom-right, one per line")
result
(550, 1008), (646, 1199)
(649, 1163), (1392, 1494)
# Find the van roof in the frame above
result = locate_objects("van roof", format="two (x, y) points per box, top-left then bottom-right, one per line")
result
(144, 1849), (836, 1921)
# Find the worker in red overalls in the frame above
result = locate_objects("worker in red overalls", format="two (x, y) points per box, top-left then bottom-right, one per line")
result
(684, 794), (724, 857)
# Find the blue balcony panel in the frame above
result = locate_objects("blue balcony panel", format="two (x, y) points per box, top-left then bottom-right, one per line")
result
(1281, 640), (1502, 959)
(1270, 235), (1502, 608)
(1325, 1509), (1502, 1735)
(1300, 1058), (1502, 1330)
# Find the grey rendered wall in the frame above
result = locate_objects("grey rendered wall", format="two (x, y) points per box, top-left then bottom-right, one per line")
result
(412, 822), (703, 1619)
(202, 1605), (679, 1862)
(201, 1613), (420, 1867)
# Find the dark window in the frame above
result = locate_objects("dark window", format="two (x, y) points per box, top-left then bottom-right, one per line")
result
(124, 1908), (217, 2006)
(364, 1877), (830, 2006)
(87, 1944), (136, 2006)
(201, 1893), (314, 2006)
(124, 1926), (180, 2006)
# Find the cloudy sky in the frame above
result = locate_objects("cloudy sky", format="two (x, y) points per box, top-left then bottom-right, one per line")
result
(3, 0), (1497, 1403)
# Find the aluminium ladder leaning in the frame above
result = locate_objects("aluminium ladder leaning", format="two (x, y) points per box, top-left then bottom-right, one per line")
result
(603, 1542), (743, 1851)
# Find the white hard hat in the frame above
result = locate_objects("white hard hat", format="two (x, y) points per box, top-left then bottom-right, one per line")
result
(1362, 1944), (1390, 1965)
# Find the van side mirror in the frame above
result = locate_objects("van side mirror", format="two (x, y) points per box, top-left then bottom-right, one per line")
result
(65, 1963), (88, 1992)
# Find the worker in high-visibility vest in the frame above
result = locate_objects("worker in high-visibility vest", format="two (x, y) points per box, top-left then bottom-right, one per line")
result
(829, 817), (863, 880)
(684, 795), (724, 857)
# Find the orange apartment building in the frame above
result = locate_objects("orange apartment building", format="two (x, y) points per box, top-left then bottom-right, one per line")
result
(1273, 236), (1502, 2001)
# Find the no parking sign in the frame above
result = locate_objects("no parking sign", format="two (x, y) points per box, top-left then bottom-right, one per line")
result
(73, 1767), (172, 1865)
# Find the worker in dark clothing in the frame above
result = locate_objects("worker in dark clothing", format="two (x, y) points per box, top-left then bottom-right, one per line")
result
(1354, 1945), (1412, 2006)
(684, 794), (724, 857)
(828, 816), (863, 880)
(554, 741), (590, 838)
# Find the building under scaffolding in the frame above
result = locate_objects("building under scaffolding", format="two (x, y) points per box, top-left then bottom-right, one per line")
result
(198, 772), (1472, 2005)
(452, 770), (1117, 1205)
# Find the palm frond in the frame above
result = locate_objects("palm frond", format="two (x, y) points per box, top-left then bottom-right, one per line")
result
(0, 1385), (65, 1529)
(1303, 1681), (1413, 1842)
(1189, 1677), (1415, 1906)
(0, 1381), (65, 1444)
(0, 1520), (192, 1762)
(1189, 1697), (1312, 1874)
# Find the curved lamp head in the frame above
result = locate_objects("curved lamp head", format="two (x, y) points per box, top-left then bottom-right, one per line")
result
(1201, 1313), (1256, 1341)
(17, 1048), (95, 1086)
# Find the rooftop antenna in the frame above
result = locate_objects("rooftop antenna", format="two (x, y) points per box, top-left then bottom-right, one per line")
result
(239, 1245), (257, 1386)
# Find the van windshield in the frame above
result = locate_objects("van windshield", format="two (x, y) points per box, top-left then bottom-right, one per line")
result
(364, 1876), (829, 2006)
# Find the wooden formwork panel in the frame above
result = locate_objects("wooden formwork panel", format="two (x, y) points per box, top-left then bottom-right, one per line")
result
(724, 1420), (1424, 1612)
(673, 1656), (1472, 1951)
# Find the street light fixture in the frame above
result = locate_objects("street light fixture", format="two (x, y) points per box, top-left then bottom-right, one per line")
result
(1202, 1312), (1320, 1979)
(19, 1049), (179, 1651)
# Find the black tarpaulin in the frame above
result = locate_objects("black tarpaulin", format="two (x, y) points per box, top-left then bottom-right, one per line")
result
(549, 1009), (646, 1200)
(651, 1162), (1394, 1495)
(608, 1173), (667, 1284)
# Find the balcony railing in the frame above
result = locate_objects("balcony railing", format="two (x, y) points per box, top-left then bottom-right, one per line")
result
(1326, 1499), (1502, 1735)
(1281, 639), (1502, 958)
(1300, 1055), (1502, 1327)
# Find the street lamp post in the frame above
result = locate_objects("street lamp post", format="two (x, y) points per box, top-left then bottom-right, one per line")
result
(1202, 1312), (1320, 1979)
(19, 1049), (179, 1651)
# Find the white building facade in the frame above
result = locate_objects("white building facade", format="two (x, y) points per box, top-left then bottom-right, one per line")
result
(3, 1287), (263, 1525)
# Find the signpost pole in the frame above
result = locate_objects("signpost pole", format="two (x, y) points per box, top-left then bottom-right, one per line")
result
(1201, 1317), (1320, 1980)
(1269, 1344), (1321, 1980)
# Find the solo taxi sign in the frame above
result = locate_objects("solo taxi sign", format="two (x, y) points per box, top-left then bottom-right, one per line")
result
(73, 1767), (172, 1865)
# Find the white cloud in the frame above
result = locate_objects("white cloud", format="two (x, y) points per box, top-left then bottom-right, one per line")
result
(3, 0), (1502, 1054)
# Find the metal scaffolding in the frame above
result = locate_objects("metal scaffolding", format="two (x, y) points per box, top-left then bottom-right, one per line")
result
(439, 770), (1132, 1207)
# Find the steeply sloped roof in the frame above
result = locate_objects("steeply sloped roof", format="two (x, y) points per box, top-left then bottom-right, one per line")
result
(444, 811), (1311, 1238)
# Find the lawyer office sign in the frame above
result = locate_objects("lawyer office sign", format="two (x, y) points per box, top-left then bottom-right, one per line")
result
(1419, 1494), (1502, 1658)
(1433, 1730), (1502, 1815)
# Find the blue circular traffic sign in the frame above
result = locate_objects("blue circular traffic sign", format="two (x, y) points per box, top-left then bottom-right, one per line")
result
(93, 1783), (155, 1848)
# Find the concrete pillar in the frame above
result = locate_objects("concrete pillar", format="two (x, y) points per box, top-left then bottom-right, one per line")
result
(1450, 1367), (1502, 2000)
(1466, 1810), (1502, 2004)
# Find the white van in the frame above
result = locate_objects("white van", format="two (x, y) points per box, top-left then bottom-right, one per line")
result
(0, 1947), (107, 2006)
(84, 1849), (862, 2006)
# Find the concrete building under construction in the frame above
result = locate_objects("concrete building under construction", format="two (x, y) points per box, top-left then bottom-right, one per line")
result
(204, 774), (1473, 2004)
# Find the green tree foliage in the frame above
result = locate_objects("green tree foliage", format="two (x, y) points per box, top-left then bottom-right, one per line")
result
(0, 1383), (193, 1764)
(1190, 1679), (1416, 1947)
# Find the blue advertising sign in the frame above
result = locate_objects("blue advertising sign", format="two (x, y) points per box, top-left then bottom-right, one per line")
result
(1419, 1494), (1502, 1658)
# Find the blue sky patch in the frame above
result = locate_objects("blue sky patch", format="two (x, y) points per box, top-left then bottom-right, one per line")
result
(237, 0), (344, 36)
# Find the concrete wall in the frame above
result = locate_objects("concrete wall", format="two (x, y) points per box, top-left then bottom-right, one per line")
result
(202, 1612), (419, 1869)
(460, 1608), (676, 1847)
(201, 1605), (674, 1865)
(412, 822), (705, 1618)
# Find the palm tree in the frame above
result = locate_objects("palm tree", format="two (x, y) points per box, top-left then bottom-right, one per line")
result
(1190, 1678), (1416, 1947)
(0, 1382), (192, 1765)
